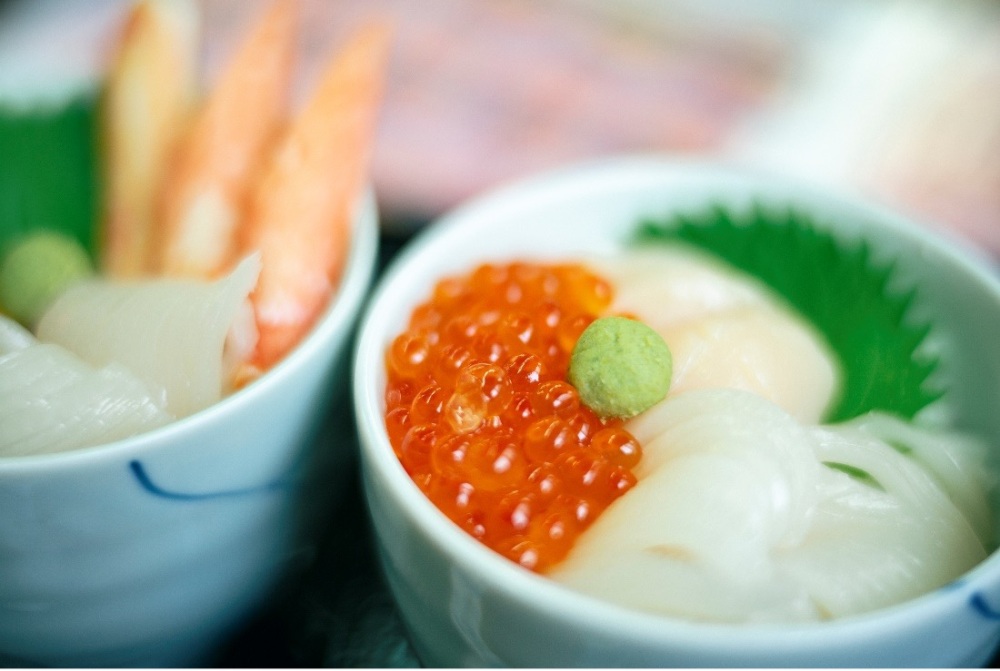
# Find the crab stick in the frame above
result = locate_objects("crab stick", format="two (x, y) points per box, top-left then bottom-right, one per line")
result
(238, 21), (391, 372)
(157, 0), (297, 279)
(100, 0), (198, 278)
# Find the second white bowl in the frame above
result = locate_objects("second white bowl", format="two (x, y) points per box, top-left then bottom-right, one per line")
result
(354, 157), (1000, 667)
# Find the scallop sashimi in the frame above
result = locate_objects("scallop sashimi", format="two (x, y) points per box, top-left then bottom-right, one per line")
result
(590, 246), (838, 424)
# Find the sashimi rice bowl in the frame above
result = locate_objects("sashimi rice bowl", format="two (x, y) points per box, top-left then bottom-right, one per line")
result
(354, 158), (1000, 667)
(0, 1), (388, 666)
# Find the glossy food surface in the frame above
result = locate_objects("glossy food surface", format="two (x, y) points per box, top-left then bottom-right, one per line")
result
(384, 261), (641, 571)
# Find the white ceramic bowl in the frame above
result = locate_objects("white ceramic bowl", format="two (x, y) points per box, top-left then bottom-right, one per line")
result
(0, 193), (378, 667)
(354, 158), (1000, 667)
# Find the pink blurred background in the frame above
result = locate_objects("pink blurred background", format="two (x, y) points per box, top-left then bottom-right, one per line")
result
(2, 0), (998, 258)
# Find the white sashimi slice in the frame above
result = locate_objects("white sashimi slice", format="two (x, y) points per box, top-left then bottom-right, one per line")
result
(589, 246), (839, 423)
(778, 424), (987, 618)
(552, 390), (824, 621)
(0, 322), (173, 457)
(589, 247), (768, 324)
(37, 253), (261, 417)
(627, 389), (823, 549)
(550, 390), (990, 623)
(550, 451), (822, 623)
(849, 413), (995, 547)
(776, 481), (981, 620)
(662, 305), (838, 422)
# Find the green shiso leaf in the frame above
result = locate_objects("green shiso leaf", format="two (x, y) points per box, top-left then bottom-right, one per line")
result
(0, 96), (100, 260)
(635, 203), (942, 423)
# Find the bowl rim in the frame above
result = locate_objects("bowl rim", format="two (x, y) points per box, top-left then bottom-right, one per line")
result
(353, 155), (1000, 651)
(0, 189), (380, 473)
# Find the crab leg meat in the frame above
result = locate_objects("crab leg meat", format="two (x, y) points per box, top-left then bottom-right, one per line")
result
(238, 21), (392, 372)
(157, 0), (297, 279)
(100, 0), (198, 278)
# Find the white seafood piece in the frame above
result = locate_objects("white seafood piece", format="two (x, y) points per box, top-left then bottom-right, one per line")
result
(786, 421), (988, 619)
(37, 253), (260, 417)
(550, 458), (823, 623)
(589, 246), (838, 423)
(553, 390), (823, 622)
(0, 316), (173, 457)
(627, 389), (823, 550)
(847, 412), (995, 547)
(0, 313), (35, 353)
(551, 389), (989, 623)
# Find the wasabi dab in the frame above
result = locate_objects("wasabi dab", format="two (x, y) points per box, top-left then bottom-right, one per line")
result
(568, 315), (672, 419)
(0, 230), (93, 327)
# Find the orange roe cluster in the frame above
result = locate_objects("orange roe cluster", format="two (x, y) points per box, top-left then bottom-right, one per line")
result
(384, 261), (642, 572)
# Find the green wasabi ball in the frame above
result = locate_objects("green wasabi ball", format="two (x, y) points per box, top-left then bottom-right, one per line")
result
(0, 230), (94, 327)
(568, 315), (672, 419)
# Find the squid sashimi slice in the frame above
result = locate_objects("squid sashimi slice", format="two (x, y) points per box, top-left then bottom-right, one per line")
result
(627, 389), (823, 548)
(552, 390), (989, 623)
(850, 413), (995, 547)
(780, 423), (988, 619)
(549, 453), (822, 623)
(0, 319), (173, 457)
(36, 253), (260, 418)
(590, 247), (838, 423)
(552, 390), (825, 622)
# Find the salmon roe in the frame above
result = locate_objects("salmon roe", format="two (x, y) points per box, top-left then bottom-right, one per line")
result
(384, 261), (642, 572)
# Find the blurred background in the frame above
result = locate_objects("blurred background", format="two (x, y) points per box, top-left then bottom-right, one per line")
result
(1, 0), (999, 258)
(1, 0), (999, 666)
